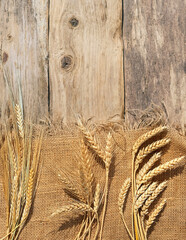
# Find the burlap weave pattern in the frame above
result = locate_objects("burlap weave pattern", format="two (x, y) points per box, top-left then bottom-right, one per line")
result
(0, 127), (185, 239)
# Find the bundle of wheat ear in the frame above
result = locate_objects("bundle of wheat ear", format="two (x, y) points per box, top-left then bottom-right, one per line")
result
(118, 126), (185, 240)
(51, 118), (113, 240)
(0, 104), (43, 240)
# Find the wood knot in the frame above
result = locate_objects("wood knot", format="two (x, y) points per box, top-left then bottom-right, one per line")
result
(7, 34), (12, 41)
(3, 52), (8, 63)
(69, 17), (79, 28)
(61, 55), (73, 71)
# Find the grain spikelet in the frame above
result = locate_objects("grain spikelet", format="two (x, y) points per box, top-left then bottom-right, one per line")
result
(134, 182), (158, 212)
(105, 132), (112, 168)
(78, 165), (89, 201)
(141, 181), (167, 218)
(51, 203), (94, 217)
(77, 118), (105, 161)
(132, 126), (167, 155)
(94, 184), (100, 212)
(135, 138), (170, 171)
(118, 178), (131, 215)
(15, 104), (24, 138)
(141, 156), (185, 184)
(60, 175), (86, 202)
(136, 152), (162, 185)
(136, 183), (150, 199)
(145, 199), (167, 232)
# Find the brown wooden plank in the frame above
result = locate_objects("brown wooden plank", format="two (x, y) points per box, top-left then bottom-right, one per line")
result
(49, 0), (124, 122)
(0, 0), (49, 122)
(123, 0), (186, 129)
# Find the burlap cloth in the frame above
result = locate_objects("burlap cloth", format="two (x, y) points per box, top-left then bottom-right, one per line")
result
(0, 127), (185, 239)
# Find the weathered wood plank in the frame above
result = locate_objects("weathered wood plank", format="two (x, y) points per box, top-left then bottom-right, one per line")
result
(49, 0), (124, 122)
(0, 0), (49, 122)
(123, 0), (186, 129)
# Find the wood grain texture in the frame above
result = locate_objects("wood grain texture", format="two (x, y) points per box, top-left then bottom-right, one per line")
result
(123, 0), (186, 129)
(49, 0), (124, 121)
(0, 0), (48, 122)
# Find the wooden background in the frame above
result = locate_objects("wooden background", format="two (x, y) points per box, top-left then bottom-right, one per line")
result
(0, 0), (185, 129)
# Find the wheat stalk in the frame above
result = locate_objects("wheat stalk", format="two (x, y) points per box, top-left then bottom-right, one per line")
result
(141, 156), (185, 184)
(133, 126), (167, 156)
(145, 199), (167, 233)
(134, 182), (158, 212)
(141, 181), (167, 218)
(1, 98), (42, 240)
(136, 152), (162, 185)
(99, 132), (112, 240)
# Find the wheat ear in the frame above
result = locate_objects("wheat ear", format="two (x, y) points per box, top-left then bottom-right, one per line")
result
(77, 118), (105, 161)
(136, 183), (150, 200)
(141, 156), (185, 184)
(58, 172), (86, 202)
(15, 104), (24, 138)
(136, 152), (162, 185)
(118, 178), (133, 240)
(135, 138), (170, 171)
(94, 184), (100, 212)
(134, 182), (158, 212)
(145, 199), (167, 233)
(133, 126), (167, 155)
(118, 178), (131, 215)
(105, 132), (112, 168)
(21, 168), (34, 222)
(51, 203), (94, 217)
(141, 181), (167, 218)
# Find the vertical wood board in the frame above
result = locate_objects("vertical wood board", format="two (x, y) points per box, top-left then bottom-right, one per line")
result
(123, 0), (186, 129)
(0, 0), (49, 122)
(49, 0), (124, 121)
